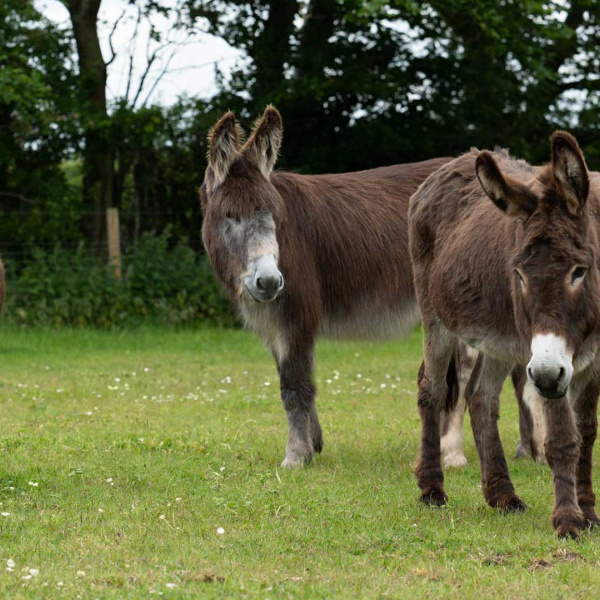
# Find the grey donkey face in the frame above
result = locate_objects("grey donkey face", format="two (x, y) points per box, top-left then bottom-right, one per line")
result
(201, 107), (285, 304)
(219, 210), (284, 303)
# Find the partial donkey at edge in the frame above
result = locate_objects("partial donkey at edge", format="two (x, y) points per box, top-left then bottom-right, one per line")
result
(410, 131), (600, 538)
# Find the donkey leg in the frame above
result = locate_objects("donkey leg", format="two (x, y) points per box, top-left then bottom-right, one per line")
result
(542, 394), (584, 538)
(416, 324), (455, 506)
(441, 344), (477, 468)
(467, 356), (525, 512)
(277, 338), (322, 468)
(513, 365), (535, 460)
(572, 379), (600, 527)
(441, 392), (467, 468)
(513, 367), (547, 463)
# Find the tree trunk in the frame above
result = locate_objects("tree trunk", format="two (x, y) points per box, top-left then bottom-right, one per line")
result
(251, 0), (298, 102)
(296, 0), (337, 80)
(66, 0), (114, 250)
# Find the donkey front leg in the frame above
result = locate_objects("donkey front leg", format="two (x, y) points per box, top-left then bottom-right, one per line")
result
(415, 324), (456, 506)
(572, 378), (600, 527)
(542, 394), (585, 538)
(466, 355), (525, 512)
(277, 338), (323, 468)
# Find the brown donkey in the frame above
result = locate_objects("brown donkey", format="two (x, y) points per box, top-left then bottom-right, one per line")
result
(410, 131), (600, 538)
(201, 106), (451, 467)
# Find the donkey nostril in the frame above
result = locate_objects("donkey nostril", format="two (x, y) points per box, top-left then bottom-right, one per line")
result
(527, 367), (533, 380)
(256, 277), (263, 290)
(558, 367), (565, 382)
(279, 275), (283, 288)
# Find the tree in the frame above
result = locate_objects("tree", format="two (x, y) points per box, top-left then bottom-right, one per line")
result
(0, 0), (81, 250)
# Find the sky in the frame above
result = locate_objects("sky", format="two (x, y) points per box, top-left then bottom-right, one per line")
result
(35, 0), (245, 107)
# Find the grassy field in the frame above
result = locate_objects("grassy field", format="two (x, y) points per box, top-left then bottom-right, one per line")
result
(0, 326), (598, 599)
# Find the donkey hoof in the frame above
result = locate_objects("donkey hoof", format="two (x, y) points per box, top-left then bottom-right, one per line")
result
(585, 517), (600, 530)
(514, 443), (532, 460)
(580, 507), (600, 529)
(499, 495), (527, 514)
(419, 488), (448, 507)
(443, 452), (467, 468)
(553, 509), (585, 539)
(281, 452), (313, 469)
(556, 524), (581, 540)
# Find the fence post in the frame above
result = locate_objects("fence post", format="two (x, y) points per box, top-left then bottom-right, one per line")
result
(106, 207), (122, 280)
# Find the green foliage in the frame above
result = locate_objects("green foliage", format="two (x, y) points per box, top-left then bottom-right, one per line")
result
(0, 0), (81, 247)
(4, 232), (235, 328)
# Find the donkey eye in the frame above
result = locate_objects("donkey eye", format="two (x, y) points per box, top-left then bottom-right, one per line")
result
(514, 270), (524, 283)
(225, 212), (239, 222)
(571, 266), (588, 285)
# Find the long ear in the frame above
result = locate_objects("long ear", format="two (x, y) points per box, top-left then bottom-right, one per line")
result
(207, 111), (243, 189)
(243, 105), (283, 179)
(551, 131), (589, 215)
(476, 151), (538, 219)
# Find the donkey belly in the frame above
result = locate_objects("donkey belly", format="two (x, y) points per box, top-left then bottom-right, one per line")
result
(320, 298), (420, 341)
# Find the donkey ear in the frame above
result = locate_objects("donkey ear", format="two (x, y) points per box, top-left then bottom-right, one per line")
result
(476, 151), (538, 219)
(243, 105), (283, 179)
(551, 131), (589, 215)
(207, 111), (243, 188)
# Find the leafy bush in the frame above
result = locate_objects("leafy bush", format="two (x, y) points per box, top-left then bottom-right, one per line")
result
(3, 232), (236, 328)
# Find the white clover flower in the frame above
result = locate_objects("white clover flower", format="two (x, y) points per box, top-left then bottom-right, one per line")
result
(98, 508), (104, 513)
(1, 512), (10, 516)
(166, 583), (176, 589)
(76, 570), (86, 577)
(217, 527), (225, 535)
(264, 381), (271, 386)
(29, 568), (39, 576)
(7, 559), (15, 568)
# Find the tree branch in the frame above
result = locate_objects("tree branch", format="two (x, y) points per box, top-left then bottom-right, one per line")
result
(105, 6), (128, 67)
(139, 36), (192, 108)
(124, 4), (143, 103)
(0, 192), (35, 204)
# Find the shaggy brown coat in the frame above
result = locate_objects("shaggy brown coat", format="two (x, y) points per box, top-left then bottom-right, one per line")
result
(409, 131), (600, 538)
(201, 107), (451, 466)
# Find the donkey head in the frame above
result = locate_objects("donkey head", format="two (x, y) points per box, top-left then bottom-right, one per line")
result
(476, 132), (599, 399)
(201, 106), (285, 303)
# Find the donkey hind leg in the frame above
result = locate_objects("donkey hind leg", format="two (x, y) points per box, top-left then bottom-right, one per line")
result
(466, 355), (525, 513)
(541, 392), (585, 538)
(572, 379), (600, 528)
(416, 324), (456, 506)
(277, 339), (323, 468)
(516, 379), (548, 464)
(512, 365), (547, 463)
(441, 344), (478, 468)
(440, 391), (467, 468)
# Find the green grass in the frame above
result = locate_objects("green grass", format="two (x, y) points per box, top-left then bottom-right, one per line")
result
(0, 326), (598, 598)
